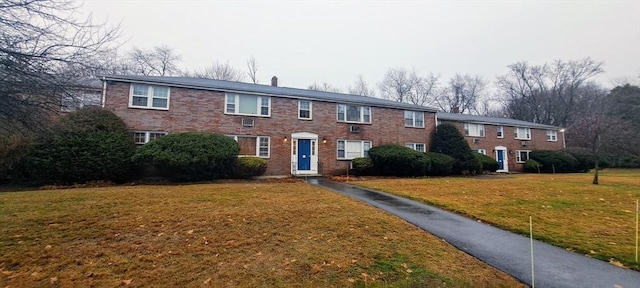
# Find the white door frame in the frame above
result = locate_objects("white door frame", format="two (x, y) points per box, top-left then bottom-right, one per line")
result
(495, 146), (509, 173)
(291, 132), (318, 175)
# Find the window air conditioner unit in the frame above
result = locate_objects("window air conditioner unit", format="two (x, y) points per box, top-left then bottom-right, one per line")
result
(349, 125), (360, 133)
(473, 138), (480, 144)
(521, 141), (529, 146)
(242, 118), (254, 127)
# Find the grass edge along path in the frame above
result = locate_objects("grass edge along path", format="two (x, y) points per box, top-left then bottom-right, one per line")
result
(351, 169), (640, 271)
(0, 182), (523, 287)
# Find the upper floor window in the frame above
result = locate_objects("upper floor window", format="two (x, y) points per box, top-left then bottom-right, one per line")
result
(516, 150), (531, 163)
(225, 93), (270, 117)
(299, 100), (312, 120)
(337, 104), (371, 124)
(405, 143), (426, 152)
(515, 127), (531, 140)
(337, 140), (371, 160)
(228, 135), (270, 158)
(404, 111), (424, 128)
(497, 126), (504, 138)
(547, 130), (558, 142)
(133, 131), (167, 146)
(464, 123), (485, 137)
(130, 84), (169, 109)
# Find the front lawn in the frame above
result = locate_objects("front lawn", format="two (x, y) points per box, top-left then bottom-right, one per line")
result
(0, 182), (522, 287)
(353, 169), (640, 271)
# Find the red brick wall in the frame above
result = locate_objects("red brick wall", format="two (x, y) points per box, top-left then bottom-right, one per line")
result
(444, 122), (564, 172)
(105, 81), (436, 175)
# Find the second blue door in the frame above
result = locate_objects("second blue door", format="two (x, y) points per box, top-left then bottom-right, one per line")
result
(298, 139), (311, 171)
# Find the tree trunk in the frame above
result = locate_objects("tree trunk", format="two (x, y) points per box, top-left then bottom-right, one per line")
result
(592, 159), (599, 185)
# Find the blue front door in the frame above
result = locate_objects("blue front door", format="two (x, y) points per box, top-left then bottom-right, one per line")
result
(298, 139), (311, 171)
(496, 150), (505, 170)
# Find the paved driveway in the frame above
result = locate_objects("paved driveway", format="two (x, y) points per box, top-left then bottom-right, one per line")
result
(308, 177), (640, 288)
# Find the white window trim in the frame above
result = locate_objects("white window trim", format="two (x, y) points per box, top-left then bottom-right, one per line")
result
(228, 135), (271, 158)
(336, 104), (372, 124)
(406, 143), (426, 152)
(129, 84), (170, 110)
(404, 111), (425, 128)
(515, 127), (532, 140)
(464, 123), (485, 137)
(133, 131), (168, 145)
(477, 149), (487, 155)
(497, 126), (504, 138)
(547, 130), (558, 142)
(298, 100), (312, 120)
(337, 140), (372, 160)
(516, 150), (531, 163)
(225, 93), (271, 117)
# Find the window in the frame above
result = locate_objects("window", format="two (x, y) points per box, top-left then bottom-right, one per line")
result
(547, 130), (558, 142)
(299, 100), (312, 120)
(497, 126), (504, 138)
(337, 140), (372, 159)
(516, 150), (531, 163)
(129, 84), (170, 109)
(133, 131), (167, 145)
(515, 127), (531, 140)
(404, 111), (425, 128)
(229, 135), (270, 158)
(225, 93), (270, 116)
(406, 143), (426, 152)
(337, 104), (371, 124)
(477, 149), (487, 155)
(464, 123), (485, 137)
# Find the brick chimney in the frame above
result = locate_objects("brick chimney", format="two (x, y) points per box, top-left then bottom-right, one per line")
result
(271, 76), (278, 87)
(452, 106), (460, 113)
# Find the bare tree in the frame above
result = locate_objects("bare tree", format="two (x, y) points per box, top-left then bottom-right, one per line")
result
(567, 85), (631, 184)
(246, 56), (259, 84)
(122, 45), (181, 76)
(378, 68), (438, 106)
(495, 58), (603, 126)
(308, 82), (342, 93)
(436, 74), (486, 114)
(0, 0), (120, 134)
(348, 75), (376, 97)
(191, 61), (246, 81)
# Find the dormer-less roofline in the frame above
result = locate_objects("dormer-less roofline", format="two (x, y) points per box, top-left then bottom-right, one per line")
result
(437, 112), (563, 130)
(99, 75), (438, 113)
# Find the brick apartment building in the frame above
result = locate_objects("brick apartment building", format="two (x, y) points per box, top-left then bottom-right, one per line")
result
(437, 113), (565, 172)
(100, 75), (437, 176)
(100, 75), (564, 175)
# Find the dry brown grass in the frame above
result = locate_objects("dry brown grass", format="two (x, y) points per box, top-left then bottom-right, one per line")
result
(0, 181), (522, 287)
(353, 169), (640, 270)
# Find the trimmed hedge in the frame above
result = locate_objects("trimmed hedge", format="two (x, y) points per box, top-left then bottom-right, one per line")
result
(424, 152), (454, 176)
(25, 107), (136, 184)
(529, 150), (578, 173)
(430, 123), (482, 175)
(475, 153), (499, 172)
(0, 134), (32, 183)
(524, 159), (542, 173)
(233, 157), (267, 179)
(616, 155), (640, 168)
(561, 147), (596, 172)
(351, 157), (375, 176)
(132, 132), (239, 182)
(368, 145), (431, 177)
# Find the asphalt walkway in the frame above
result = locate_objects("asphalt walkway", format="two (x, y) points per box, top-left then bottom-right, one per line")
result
(308, 177), (640, 288)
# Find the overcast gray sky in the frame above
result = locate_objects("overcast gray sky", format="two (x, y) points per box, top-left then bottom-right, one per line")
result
(81, 0), (640, 91)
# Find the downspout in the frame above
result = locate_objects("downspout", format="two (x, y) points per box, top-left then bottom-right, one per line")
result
(101, 77), (107, 108)
(560, 128), (566, 148)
